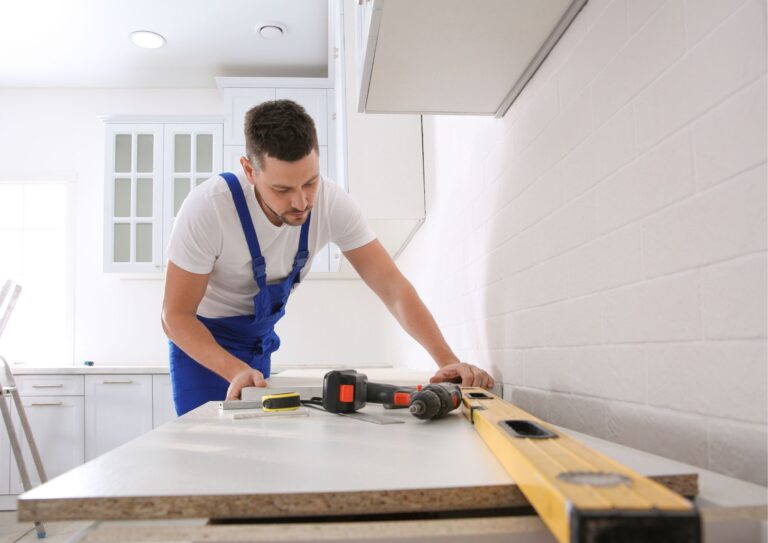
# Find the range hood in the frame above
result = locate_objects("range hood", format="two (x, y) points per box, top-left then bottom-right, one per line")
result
(356, 0), (588, 117)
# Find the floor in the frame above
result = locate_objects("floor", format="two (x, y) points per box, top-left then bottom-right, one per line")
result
(0, 512), (90, 543)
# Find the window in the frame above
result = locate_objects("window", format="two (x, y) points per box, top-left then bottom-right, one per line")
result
(0, 181), (74, 365)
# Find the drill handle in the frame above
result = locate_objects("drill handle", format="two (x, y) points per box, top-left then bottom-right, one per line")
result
(365, 382), (416, 409)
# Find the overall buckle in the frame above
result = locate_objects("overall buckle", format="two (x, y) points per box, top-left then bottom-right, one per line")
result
(294, 250), (309, 268)
(251, 256), (266, 279)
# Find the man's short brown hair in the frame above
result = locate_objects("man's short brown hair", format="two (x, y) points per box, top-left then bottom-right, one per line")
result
(244, 100), (319, 171)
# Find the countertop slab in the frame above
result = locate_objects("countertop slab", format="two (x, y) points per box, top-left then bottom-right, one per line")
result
(14, 372), (731, 523)
(10, 366), (171, 375)
(7, 366), (429, 377)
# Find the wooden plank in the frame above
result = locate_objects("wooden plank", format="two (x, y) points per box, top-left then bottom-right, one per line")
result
(17, 394), (699, 522)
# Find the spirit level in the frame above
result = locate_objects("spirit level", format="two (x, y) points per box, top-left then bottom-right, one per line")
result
(461, 388), (701, 543)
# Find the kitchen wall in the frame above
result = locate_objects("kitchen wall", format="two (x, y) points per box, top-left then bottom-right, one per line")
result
(394, 0), (767, 485)
(0, 89), (399, 368)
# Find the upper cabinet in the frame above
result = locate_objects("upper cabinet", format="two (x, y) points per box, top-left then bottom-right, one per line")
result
(355, 0), (588, 117)
(102, 118), (224, 273)
(215, 80), (341, 273)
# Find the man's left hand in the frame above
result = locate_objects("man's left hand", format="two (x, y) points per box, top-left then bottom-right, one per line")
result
(430, 362), (495, 389)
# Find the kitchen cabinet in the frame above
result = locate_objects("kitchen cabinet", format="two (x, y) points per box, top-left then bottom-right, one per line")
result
(8, 375), (85, 495)
(10, 396), (84, 494)
(354, 0), (587, 117)
(102, 123), (164, 273)
(0, 370), (175, 509)
(216, 80), (342, 273)
(101, 118), (224, 274)
(85, 375), (153, 461)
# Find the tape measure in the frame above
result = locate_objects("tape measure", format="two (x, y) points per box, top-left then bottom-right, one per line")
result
(261, 392), (301, 412)
(460, 388), (701, 543)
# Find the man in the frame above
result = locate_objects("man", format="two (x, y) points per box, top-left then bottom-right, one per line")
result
(162, 100), (494, 415)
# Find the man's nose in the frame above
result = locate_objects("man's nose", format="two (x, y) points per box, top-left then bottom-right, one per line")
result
(292, 190), (308, 210)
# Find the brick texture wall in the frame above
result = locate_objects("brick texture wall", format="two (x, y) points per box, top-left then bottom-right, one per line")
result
(395, 0), (767, 485)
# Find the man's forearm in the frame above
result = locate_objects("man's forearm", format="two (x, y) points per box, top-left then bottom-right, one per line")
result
(162, 313), (250, 381)
(385, 282), (459, 368)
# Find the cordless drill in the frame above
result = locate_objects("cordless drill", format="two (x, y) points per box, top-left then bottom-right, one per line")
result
(321, 370), (462, 420)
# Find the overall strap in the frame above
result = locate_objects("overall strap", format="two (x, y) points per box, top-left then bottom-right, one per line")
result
(292, 215), (312, 273)
(220, 172), (267, 288)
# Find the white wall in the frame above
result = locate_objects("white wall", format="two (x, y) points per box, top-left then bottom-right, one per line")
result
(394, 0), (767, 485)
(0, 88), (400, 368)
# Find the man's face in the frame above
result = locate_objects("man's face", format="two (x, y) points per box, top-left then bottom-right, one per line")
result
(241, 150), (319, 227)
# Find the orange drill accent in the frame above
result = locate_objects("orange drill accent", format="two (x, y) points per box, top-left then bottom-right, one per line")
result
(394, 392), (411, 406)
(339, 384), (355, 403)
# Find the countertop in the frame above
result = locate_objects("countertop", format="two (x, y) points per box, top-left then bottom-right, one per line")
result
(17, 372), (743, 523)
(7, 366), (431, 377)
(9, 366), (171, 375)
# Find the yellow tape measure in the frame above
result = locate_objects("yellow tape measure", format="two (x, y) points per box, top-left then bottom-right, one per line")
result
(460, 388), (701, 543)
(261, 392), (301, 412)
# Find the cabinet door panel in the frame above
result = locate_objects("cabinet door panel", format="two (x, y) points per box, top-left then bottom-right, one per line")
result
(152, 375), (176, 428)
(224, 146), (246, 173)
(224, 88), (276, 146)
(162, 124), (223, 268)
(85, 375), (153, 461)
(10, 396), (84, 494)
(103, 124), (164, 273)
(275, 89), (328, 146)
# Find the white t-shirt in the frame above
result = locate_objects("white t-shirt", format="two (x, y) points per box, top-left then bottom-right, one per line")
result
(167, 170), (375, 318)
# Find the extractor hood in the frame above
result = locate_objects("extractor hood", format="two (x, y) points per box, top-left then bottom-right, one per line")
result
(356, 0), (588, 117)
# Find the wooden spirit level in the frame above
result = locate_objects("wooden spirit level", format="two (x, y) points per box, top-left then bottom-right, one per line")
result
(461, 388), (701, 543)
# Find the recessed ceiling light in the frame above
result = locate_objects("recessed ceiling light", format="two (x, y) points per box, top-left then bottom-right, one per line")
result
(130, 31), (166, 49)
(257, 23), (285, 39)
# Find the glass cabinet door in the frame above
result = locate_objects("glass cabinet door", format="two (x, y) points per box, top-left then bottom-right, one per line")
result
(104, 124), (164, 272)
(162, 124), (223, 266)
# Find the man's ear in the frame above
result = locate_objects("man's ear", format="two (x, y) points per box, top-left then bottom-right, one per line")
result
(240, 156), (259, 183)
(239, 156), (251, 174)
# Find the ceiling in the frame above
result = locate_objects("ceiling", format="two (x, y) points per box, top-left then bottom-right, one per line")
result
(0, 0), (329, 89)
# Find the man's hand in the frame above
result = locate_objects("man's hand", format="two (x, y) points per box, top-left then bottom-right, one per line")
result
(226, 368), (268, 400)
(430, 363), (496, 389)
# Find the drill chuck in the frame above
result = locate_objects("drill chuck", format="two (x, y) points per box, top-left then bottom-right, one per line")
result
(409, 384), (463, 420)
(409, 389), (442, 420)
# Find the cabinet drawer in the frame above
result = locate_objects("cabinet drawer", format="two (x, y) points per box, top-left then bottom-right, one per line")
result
(14, 375), (84, 396)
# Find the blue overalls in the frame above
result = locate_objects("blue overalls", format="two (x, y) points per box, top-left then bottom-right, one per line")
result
(169, 172), (310, 416)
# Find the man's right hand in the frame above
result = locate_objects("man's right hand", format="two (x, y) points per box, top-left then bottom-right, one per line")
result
(226, 368), (268, 400)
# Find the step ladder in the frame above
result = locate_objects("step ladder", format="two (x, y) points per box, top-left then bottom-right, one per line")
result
(0, 280), (47, 539)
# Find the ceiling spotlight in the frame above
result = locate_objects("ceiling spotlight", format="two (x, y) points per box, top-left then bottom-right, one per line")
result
(257, 23), (285, 39)
(130, 31), (166, 49)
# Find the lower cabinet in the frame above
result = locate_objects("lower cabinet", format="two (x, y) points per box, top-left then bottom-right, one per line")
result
(85, 375), (153, 461)
(0, 371), (175, 508)
(10, 396), (84, 494)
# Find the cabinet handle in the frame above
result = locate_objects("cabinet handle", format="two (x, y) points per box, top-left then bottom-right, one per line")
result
(31, 384), (64, 388)
(30, 402), (63, 407)
(102, 380), (133, 384)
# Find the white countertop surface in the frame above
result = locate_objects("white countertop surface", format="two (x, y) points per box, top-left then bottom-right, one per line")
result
(15, 370), (767, 526)
(9, 365), (171, 375)
(18, 373), (766, 509)
(7, 366), (432, 377)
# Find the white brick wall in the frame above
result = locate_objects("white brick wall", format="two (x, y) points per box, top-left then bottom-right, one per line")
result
(395, 0), (768, 485)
